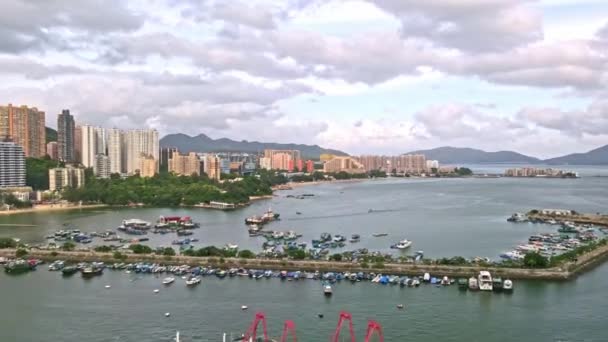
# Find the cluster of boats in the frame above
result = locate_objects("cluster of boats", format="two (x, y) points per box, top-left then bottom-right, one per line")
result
(44, 229), (95, 244)
(461, 271), (514, 293)
(2, 258), (41, 274)
(119, 216), (200, 236)
(48, 260), (105, 277)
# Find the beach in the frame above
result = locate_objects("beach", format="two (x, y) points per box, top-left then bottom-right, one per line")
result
(0, 203), (108, 216)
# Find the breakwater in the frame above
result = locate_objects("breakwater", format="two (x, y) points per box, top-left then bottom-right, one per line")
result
(4, 245), (608, 281)
(527, 212), (608, 227)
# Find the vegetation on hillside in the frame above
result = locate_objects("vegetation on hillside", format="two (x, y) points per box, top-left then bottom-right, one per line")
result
(45, 127), (57, 143)
(26, 157), (62, 190)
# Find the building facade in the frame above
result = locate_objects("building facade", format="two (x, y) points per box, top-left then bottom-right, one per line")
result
(356, 154), (427, 174)
(138, 155), (157, 178)
(0, 104), (46, 157)
(107, 128), (123, 174)
(168, 151), (200, 176)
(81, 125), (106, 168)
(160, 147), (177, 173)
(95, 154), (111, 179)
(263, 149), (301, 171)
(0, 142), (26, 188)
(125, 129), (159, 175)
(46, 141), (58, 160)
(323, 156), (366, 174)
(57, 109), (75, 162)
(49, 166), (85, 191)
(205, 155), (221, 181)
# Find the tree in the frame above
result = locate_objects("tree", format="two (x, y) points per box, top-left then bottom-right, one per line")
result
(523, 252), (549, 268)
(157, 247), (176, 256)
(0, 237), (17, 249)
(113, 251), (126, 260)
(94, 245), (113, 253)
(26, 157), (62, 190)
(129, 244), (153, 254)
(329, 253), (343, 261)
(61, 242), (76, 251)
(16, 249), (28, 258)
(237, 249), (256, 259)
(454, 167), (473, 176)
(287, 249), (306, 260)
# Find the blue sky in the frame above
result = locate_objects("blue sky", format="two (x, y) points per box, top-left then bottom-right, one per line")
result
(0, 0), (606, 157)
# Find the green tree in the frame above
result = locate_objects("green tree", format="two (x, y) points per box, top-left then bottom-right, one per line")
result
(329, 253), (343, 261)
(237, 249), (256, 259)
(287, 249), (306, 260)
(61, 241), (76, 251)
(26, 157), (62, 190)
(0, 237), (17, 249)
(113, 251), (126, 260)
(15, 249), (28, 258)
(94, 245), (113, 253)
(523, 252), (549, 268)
(129, 244), (153, 254)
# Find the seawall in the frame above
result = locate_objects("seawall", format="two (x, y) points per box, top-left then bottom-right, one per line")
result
(4, 246), (608, 281)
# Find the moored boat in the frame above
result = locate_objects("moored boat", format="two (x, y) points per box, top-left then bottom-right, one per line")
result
(323, 284), (333, 296)
(185, 276), (201, 286)
(503, 279), (514, 292)
(478, 271), (493, 291)
(162, 277), (175, 285)
(457, 278), (468, 290)
(468, 277), (479, 291)
(61, 265), (79, 276)
(81, 265), (103, 278)
(492, 277), (503, 292)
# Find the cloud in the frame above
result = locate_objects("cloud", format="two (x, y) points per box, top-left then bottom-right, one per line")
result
(367, 0), (543, 52)
(518, 100), (608, 137)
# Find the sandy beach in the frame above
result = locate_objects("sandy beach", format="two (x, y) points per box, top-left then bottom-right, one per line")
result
(0, 204), (109, 216)
(274, 178), (367, 190)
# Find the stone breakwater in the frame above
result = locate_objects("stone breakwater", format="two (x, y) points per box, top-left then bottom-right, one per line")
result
(4, 244), (608, 281)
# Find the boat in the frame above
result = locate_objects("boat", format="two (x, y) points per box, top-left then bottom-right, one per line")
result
(503, 279), (514, 292)
(4, 260), (35, 274)
(468, 277), (479, 291)
(492, 277), (503, 292)
(185, 276), (201, 286)
(333, 234), (346, 242)
(296, 211), (302, 215)
(372, 233), (388, 237)
(350, 234), (360, 243)
(48, 260), (65, 271)
(391, 239), (413, 250)
(81, 266), (103, 278)
(478, 271), (493, 291)
(323, 284), (333, 296)
(162, 277), (175, 285)
(320, 233), (332, 242)
(225, 243), (238, 250)
(61, 266), (79, 276)
(440, 276), (450, 286)
(423, 273), (431, 282)
(457, 278), (468, 290)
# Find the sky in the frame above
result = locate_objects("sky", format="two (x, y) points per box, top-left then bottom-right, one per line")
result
(0, 0), (607, 158)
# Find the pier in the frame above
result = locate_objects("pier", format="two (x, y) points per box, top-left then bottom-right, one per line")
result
(3, 244), (608, 281)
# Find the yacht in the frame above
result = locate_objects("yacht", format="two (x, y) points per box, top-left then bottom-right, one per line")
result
(468, 277), (479, 291)
(162, 277), (175, 285)
(478, 271), (493, 291)
(185, 276), (201, 286)
(323, 284), (333, 296)
(391, 239), (412, 249)
(503, 279), (514, 292)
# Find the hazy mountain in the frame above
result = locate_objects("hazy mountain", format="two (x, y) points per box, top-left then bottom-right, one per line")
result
(46, 127), (57, 143)
(405, 146), (541, 164)
(544, 145), (608, 165)
(160, 133), (347, 160)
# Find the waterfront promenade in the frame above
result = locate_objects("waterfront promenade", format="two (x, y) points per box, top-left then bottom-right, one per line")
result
(4, 242), (608, 281)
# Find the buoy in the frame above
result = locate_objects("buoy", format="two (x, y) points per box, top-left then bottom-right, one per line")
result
(397, 304), (404, 309)
(318, 313), (324, 318)
(105, 285), (111, 289)
(154, 289), (160, 294)
(165, 312), (171, 317)
(241, 305), (248, 310)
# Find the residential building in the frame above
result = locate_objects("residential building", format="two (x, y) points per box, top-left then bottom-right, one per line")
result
(168, 151), (200, 176)
(0, 141), (26, 188)
(138, 155), (157, 178)
(125, 129), (159, 175)
(0, 104), (46, 157)
(46, 141), (58, 160)
(356, 154), (427, 174)
(264, 149), (301, 171)
(160, 147), (177, 173)
(81, 125), (106, 168)
(49, 166), (85, 191)
(426, 160), (440, 170)
(57, 109), (75, 162)
(259, 157), (271, 170)
(205, 155), (221, 181)
(306, 160), (314, 173)
(107, 128), (123, 174)
(74, 125), (82, 164)
(323, 156), (366, 174)
(95, 154), (111, 179)
(0, 186), (32, 202)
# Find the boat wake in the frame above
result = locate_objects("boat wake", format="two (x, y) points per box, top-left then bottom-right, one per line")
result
(286, 208), (407, 221)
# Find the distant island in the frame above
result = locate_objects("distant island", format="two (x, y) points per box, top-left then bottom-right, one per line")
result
(405, 145), (608, 166)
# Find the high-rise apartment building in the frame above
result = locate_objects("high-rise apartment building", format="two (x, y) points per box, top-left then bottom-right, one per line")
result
(95, 154), (110, 179)
(263, 149), (301, 171)
(107, 128), (124, 174)
(356, 154), (427, 174)
(74, 125), (82, 164)
(47, 141), (58, 160)
(125, 129), (159, 175)
(57, 109), (75, 162)
(0, 104), (46, 157)
(160, 147), (177, 172)
(168, 151), (200, 176)
(0, 141), (26, 188)
(81, 125), (106, 168)
(138, 155), (157, 178)
(323, 156), (366, 174)
(205, 155), (221, 181)
(49, 166), (85, 191)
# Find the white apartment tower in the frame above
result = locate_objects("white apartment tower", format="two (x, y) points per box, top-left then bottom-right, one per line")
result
(107, 128), (123, 174)
(125, 129), (159, 175)
(81, 125), (106, 168)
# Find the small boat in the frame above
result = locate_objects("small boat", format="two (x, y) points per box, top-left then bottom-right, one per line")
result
(503, 279), (514, 292)
(296, 212), (302, 215)
(492, 277), (503, 292)
(350, 234), (360, 243)
(423, 273), (431, 282)
(185, 276), (201, 286)
(391, 239), (412, 249)
(457, 278), (468, 290)
(372, 233), (388, 237)
(468, 277), (479, 291)
(61, 266), (79, 276)
(440, 276), (450, 286)
(323, 284), (333, 296)
(333, 234), (346, 242)
(162, 277), (175, 285)
(81, 266), (103, 278)
(225, 244), (238, 250)
(478, 271), (493, 291)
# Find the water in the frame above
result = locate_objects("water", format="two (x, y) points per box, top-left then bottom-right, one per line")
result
(1, 166), (608, 341)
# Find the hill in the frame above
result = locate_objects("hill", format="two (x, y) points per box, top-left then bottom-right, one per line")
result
(45, 127), (57, 143)
(160, 133), (347, 160)
(405, 146), (541, 164)
(544, 145), (608, 165)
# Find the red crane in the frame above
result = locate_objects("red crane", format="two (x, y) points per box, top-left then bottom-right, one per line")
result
(364, 320), (384, 342)
(243, 312), (269, 342)
(331, 311), (356, 342)
(280, 320), (297, 342)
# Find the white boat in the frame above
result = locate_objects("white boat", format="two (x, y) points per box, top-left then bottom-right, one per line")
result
(423, 273), (431, 282)
(393, 240), (413, 249)
(478, 271), (493, 291)
(225, 243), (238, 250)
(468, 277), (479, 290)
(162, 277), (175, 285)
(503, 279), (514, 292)
(323, 284), (333, 296)
(185, 276), (201, 286)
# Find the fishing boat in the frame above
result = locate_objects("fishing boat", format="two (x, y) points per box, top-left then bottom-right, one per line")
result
(468, 277), (479, 291)
(81, 265), (103, 278)
(323, 284), (333, 296)
(492, 277), (503, 292)
(391, 239), (412, 249)
(457, 278), (468, 290)
(61, 266), (79, 276)
(478, 271), (493, 291)
(185, 276), (201, 286)
(4, 260), (34, 274)
(320, 233), (332, 242)
(350, 234), (360, 243)
(372, 233), (388, 237)
(503, 279), (514, 292)
(162, 277), (175, 285)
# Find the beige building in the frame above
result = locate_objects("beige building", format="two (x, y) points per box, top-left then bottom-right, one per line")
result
(0, 104), (46, 158)
(205, 155), (221, 181)
(323, 156), (366, 174)
(46, 141), (58, 160)
(356, 154), (427, 174)
(169, 151), (200, 176)
(125, 129), (159, 175)
(138, 155), (157, 178)
(49, 166), (85, 191)
(263, 149), (301, 171)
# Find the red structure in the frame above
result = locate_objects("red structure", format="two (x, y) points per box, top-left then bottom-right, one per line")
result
(306, 160), (314, 173)
(243, 311), (383, 341)
(297, 159), (303, 172)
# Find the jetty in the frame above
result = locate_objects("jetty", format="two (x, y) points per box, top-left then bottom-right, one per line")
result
(526, 209), (608, 227)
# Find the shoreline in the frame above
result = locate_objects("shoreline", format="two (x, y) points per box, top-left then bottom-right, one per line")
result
(4, 244), (608, 281)
(0, 204), (109, 217)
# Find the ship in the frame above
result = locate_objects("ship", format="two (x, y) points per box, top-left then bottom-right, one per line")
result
(245, 208), (280, 225)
